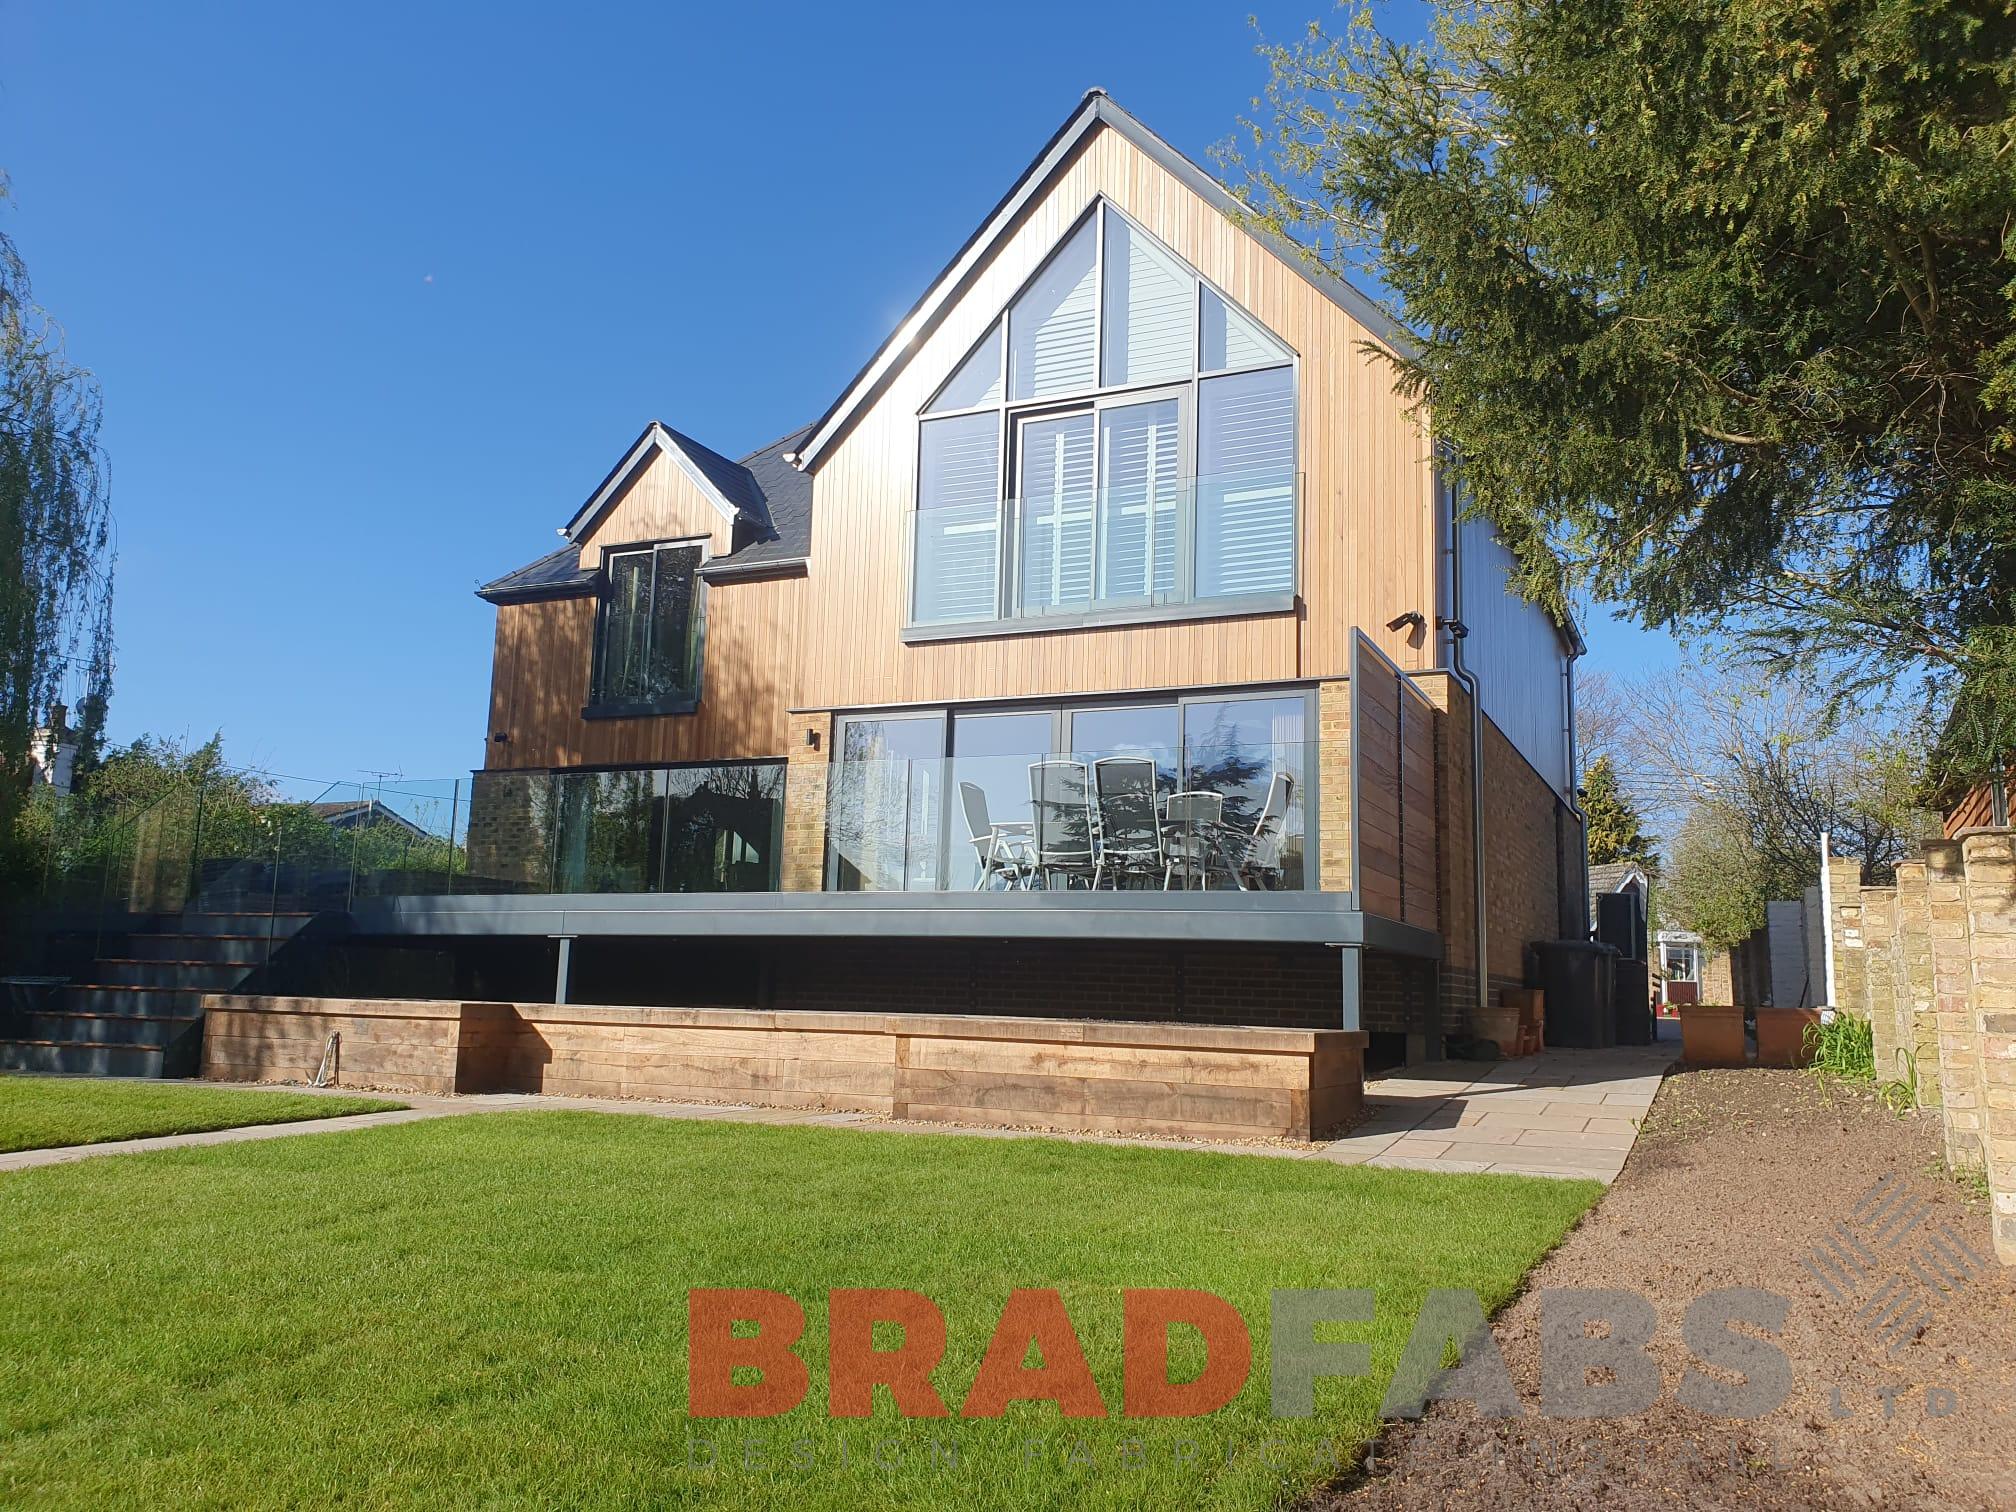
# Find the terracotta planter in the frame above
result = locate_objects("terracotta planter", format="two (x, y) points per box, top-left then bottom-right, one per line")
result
(1680, 1003), (1747, 1068)
(1754, 1008), (1821, 1068)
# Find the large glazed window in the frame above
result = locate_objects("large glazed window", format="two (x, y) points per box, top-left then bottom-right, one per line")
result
(593, 541), (702, 708)
(913, 203), (1297, 631)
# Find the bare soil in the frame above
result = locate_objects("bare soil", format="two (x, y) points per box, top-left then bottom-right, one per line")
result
(1303, 1066), (2016, 1510)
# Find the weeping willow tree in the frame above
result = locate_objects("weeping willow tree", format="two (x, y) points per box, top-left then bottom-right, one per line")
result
(0, 177), (116, 849)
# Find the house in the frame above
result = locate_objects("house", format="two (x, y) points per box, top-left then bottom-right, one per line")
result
(379, 90), (1589, 1064)
(306, 798), (433, 840)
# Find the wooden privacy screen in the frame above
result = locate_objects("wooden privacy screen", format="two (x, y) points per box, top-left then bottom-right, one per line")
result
(202, 996), (1370, 1142)
(1349, 631), (1440, 929)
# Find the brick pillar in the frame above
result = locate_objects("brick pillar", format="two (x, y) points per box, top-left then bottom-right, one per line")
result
(1959, 830), (2016, 1264)
(781, 712), (832, 893)
(1701, 948), (1734, 1005)
(1317, 678), (1353, 893)
(1860, 886), (1900, 1082)
(1825, 857), (1867, 1013)
(1414, 671), (1477, 1039)
(1927, 841), (1984, 1167)
(1893, 860), (1943, 1106)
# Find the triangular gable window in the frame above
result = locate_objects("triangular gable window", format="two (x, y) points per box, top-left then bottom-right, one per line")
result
(926, 323), (1003, 413)
(1201, 287), (1293, 373)
(912, 203), (1298, 627)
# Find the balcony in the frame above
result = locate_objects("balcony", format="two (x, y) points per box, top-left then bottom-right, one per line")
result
(12, 643), (1443, 962)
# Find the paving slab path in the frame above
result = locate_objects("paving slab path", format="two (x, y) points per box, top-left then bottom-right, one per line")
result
(1331, 1040), (1677, 1181)
(1, 1040), (1677, 1178)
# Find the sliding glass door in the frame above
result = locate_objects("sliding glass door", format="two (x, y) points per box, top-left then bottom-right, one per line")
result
(826, 689), (1315, 892)
(827, 715), (945, 892)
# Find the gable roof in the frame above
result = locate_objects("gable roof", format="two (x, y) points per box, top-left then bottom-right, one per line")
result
(560, 421), (774, 546)
(478, 423), (816, 604)
(790, 89), (1412, 473)
(1587, 863), (1649, 897)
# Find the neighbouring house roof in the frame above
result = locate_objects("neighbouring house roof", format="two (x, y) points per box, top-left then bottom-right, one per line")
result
(479, 424), (815, 605)
(306, 799), (432, 840)
(789, 89), (1413, 474)
(1588, 863), (1649, 898)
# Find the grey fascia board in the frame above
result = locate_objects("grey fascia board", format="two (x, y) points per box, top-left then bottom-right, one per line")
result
(346, 889), (1452, 954)
(475, 578), (598, 606)
(793, 90), (1413, 472)
(700, 555), (810, 584)
(901, 592), (1296, 645)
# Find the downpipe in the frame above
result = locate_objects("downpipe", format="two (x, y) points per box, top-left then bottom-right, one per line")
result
(1440, 479), (1492, 1020)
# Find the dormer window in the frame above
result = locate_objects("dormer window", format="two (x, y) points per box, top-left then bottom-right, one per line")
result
(912, 203), (1297, 632)
(590, 540), (703, 714)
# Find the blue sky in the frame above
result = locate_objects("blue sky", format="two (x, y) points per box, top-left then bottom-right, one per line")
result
(3, 1), (1679, 784)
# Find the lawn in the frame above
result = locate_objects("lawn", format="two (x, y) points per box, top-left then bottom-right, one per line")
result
(0, 1113), (1599, 1510)
(0, 1074), (404, 1153)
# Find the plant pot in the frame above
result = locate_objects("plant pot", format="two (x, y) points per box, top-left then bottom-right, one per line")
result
(1754, 1007), (1821, 1068)
(1680, 1003), (1747, 1068)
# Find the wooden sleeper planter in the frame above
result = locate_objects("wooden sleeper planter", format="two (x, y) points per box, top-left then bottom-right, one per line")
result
(1754, 1007), (1821, 1068)
(1679, 1003), (1747, 1068)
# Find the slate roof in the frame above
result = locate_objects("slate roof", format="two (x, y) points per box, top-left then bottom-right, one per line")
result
(476, 543), (597, 604)
(478, 423), (815, 603)
(710, 424), (814, 573)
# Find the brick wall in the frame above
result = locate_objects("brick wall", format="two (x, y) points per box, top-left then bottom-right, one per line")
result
(780, 712), (831, 892)
(1317, 679), (1352, 892)
(464, 770), (551, 889)
(1480, 715), (1568, 1001)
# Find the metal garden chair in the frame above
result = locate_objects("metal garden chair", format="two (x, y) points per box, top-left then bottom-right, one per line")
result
(1027, 760), (1097, 889)
(1160, 790), (1225, 890)
(1091, 757), (1164, 889)
(958, 781), (1034, 891)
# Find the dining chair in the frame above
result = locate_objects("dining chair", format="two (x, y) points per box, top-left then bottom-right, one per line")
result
(1237, 772), (1295, 891)
(1027, 760), (1097, 888)
(1091, 757), (1163, 889)
(958, 781), (1034, 890)
(1161, 790), (1225, 890)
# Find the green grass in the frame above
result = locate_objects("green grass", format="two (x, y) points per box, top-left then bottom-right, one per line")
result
(0, 1113), (1598, 1510)
(0, 1075), (403, 1153)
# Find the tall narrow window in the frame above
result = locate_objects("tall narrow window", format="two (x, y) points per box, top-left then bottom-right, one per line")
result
(913, 412), (1002, 623)
(1008, 218), (1097, 400)
(1018, 411), (1095, 612)
(1197, 367), (1296, 598)
(1097, 396), (1182, 601)
(593, 541), (702, 705)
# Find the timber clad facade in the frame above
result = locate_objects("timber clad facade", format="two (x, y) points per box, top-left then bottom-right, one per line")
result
(456, 91), (1585, 1063)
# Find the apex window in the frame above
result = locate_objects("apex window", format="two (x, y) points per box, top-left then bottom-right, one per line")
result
(912, 203), (1298, 631)
(591, 540), (703, 713)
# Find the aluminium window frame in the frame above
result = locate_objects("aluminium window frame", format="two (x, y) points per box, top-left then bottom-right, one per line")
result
(826, 683), (1320, 893)
(906, 197), (1302, 637)
(583, 533), (712, 720)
